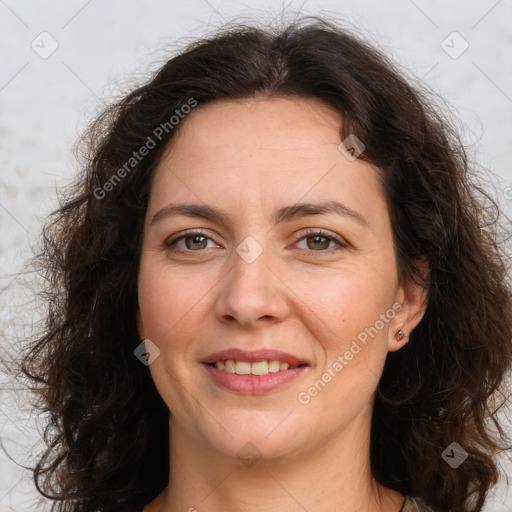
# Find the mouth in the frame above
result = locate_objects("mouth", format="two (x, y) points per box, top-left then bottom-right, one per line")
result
(201, 348), (311, 394)
(202, 359), (311, 395)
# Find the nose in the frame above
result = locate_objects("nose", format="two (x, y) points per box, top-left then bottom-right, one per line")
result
(214, 242), (290, 329)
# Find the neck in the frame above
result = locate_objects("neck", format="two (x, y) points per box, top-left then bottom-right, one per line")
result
(145, 407), (405, 512)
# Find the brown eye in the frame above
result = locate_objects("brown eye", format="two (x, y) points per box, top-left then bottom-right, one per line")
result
(165, 231), (216, 252)
(305, 235), (332, 250)
(294, 229), (346, 254)
(183, 234), (209, 250)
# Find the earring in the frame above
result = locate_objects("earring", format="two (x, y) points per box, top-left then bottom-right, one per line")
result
(395, 329), (409, 343)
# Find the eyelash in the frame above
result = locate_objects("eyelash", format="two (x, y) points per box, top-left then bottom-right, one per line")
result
(164, 228), (347, 256)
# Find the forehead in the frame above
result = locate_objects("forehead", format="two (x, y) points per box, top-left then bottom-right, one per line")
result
(167, 96), (344, 153)
(148, 96), (386, 228)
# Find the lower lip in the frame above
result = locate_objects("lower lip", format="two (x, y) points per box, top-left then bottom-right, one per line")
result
(202, 363), (309, 394)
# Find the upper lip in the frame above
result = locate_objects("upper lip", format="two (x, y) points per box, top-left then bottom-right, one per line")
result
(202, 348), (308, 366)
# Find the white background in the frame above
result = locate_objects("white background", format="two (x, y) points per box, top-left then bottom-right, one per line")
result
(1, 1), (512, 510)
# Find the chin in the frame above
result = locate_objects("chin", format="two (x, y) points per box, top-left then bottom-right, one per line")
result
(200, 416), (310, 464)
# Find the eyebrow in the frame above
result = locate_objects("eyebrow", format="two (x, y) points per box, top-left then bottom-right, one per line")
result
(149, 200), (369, 228)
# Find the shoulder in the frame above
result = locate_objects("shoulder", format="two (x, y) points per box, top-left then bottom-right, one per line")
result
(400, 495), (437, 512)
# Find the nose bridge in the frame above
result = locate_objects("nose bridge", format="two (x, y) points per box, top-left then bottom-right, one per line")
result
(215, 234), (287, 327)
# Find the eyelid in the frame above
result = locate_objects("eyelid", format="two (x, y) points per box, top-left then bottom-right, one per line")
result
(164, 229), (217, 248)
(291, 227), (346, 244)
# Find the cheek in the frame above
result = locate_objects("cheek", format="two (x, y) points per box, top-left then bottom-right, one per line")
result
(138, 263), (209, 342)
(138, 265), (207, 412)
(291, 266), (394, 352)
(295, 274), (391, 421)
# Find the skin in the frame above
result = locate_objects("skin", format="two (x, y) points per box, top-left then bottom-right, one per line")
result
(136, 96), (428, 512)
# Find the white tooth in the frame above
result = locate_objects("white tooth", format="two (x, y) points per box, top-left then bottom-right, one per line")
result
(235, 361), (251, 375)
(225, 360), (236, 373)
(268, 360), (281, 373)
(251, 361), (269, 375)
(218, 360), (292, 374)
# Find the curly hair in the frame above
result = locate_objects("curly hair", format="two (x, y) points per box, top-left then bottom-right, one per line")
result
(15, 15), (512, 512)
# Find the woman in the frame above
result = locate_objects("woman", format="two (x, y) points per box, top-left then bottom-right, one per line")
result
(18, 16), (512, 512)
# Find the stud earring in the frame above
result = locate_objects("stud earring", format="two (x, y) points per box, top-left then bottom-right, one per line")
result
(395, 329), (409, 343)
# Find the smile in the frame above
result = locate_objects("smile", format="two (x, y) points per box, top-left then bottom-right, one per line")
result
(202, 362), (309, 394)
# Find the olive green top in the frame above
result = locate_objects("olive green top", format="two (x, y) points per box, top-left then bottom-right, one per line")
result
(400, 495), (436, 512)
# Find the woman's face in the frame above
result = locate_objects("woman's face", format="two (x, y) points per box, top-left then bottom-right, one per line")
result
(137, 96), (426, 463)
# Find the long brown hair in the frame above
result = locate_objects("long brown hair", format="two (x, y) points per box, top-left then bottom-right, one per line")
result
(15, 16), (512, 512)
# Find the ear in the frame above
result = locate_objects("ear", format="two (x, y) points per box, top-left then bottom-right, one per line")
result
(136, 305), (145, 340)
(388, 258), (429, 352)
